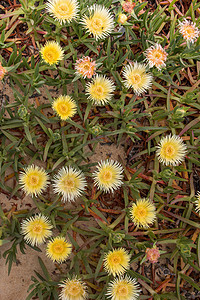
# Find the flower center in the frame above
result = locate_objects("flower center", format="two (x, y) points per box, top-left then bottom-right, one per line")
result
(64, 178), (75, 189)
(29, 175), (39, 186)
(68, 283), (81, 296)
(184, 26), (195, 37)
(53, 243), (64, 254)
(102, 170), (112, 181)
(58, 103), (68, 114)
(95, 86), (104, 97)
(57, 4), (69, 16)
(165, 145), (175, 156)
(111, 254), (121, 265)
(118, 285), (128, 296)
(82, 62), (91, 71)
(154, 51), (162, 59)
(33, 224), (42, 234)
(137, 207), (147, 218)
(131, 74), (141, 84)
(91, 17), (103, 31)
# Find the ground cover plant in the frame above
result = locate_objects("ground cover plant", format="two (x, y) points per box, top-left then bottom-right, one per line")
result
(0, 0), (200, 299)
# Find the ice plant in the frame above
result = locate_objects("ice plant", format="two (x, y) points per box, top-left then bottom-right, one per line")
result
(156, 135), (187, 166)
(46, 236), (72, 263)
(75, 56), (96, 79)
(93, 159), (123, 193)
(52, 95), (77, 120)
(59, 277), (87, 300)
(179, 19), (200, 43)
(0, 62), (7, 80)
(130, 198), (156, 228)
(81, 4), (114, 40)
(19, 165), (49, 197)
(145, 44), (168, 70)
(21, 214), (53, 246)
(146, 246), (160, 263)
(86, 75), (115, 105)
(122, 1), (135, 13)
(40, 41), (64, 65)
(104, 248), (130, 276)
(123, 62), (152, 95)
(53, 166), (86, 202)
(107, 275), (141, 300)
(194, 192), (200, 214)
(118, 14), (127, 25)
(46, 0), (79, 24)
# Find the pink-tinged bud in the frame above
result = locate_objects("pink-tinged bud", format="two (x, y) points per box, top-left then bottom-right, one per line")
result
(122, 1), (135, 13)
(146, 246), (160, 263)
(0, 63), (6, 80)
(118, 13), (128, 24)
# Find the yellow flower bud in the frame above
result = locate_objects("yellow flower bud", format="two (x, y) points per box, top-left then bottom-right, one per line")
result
(118, 13), (127, 24)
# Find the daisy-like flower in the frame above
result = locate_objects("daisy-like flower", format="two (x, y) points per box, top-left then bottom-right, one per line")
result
(21, 214), (53, 246)
(81, 4), (114, 40)
(0, 62), (7, 80)
(53, 166), (86, 202)
(146, 246), (160, 263)
(52, 95), (77, 120)
(19, 165), (49, 197)
(86, 75), (115, 106)
(40, 41), (64, 65)
(123, 62), (152, 95)
(75, 56), (96, 79)
(194, 192), (200, 214)
(156, 135), (187, 166)
(46, 236), (72, 263)
(104, 248), (130, 277)
(107, 275), (141, 300)
(145, 44), (168, 70)
(59, 277), (87, 300)
(93, 160), (123, 193)
(130, 198), (156, 228)
(179, 19), (200, 43)
(46, 0), (79, 24)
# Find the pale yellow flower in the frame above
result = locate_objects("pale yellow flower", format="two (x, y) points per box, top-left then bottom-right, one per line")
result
(75, 56), (96, 79)
(130, 198), (156, 228)
(145, 44), (168, 70)
(93, 160), (123, 193)
(194, 192), (200, 214)
(40, 41), (64, 65)
(53, 166), (86, 202)
(86, 75), (115, 105)
(123, 62), (152, 95)
(19, 165), (49, 197)
(81, 4), (114, 40)
(104, 248), (130, 277)
(179, 19), (200, 43)
(52, 95), (77, 120)
(118, 14), (127, 24)
(21, 214), (53, 246)
(156, 135), (187, 166)
(46, 0), (79, 24)
(46, 236), (72, 263)
(107, 275), (141, 300)
(59, 277), (87, 300)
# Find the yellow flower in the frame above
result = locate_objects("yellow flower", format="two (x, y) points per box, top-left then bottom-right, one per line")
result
(53, 166), (86, 202)
(156, 135), (187, 166)
(93, 160), (123, 193)
(194, 192), (200, 214)
(130, 198), (156, 228)
(118, 14), (127, 24)
(145, 44), (168, 70)
(52, 95), (77, 120)
(81, 4), (114, 40)
(59, 277), (87, 300)
(40, 41), (64, 65)
(86, 75), (115, 105)
(104, 248), (130, 277)
(0, 62), (7, 80)
(75, 56), (96, 79)
(46, 0), (79, 24)
(46, 236), (72, 263)
(19, 165), (49, 197)
(107, 275), (141, 300)
(21, 214), (53, 246)
(123, 62), (152, 95)
(179, 19), (200, 43)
